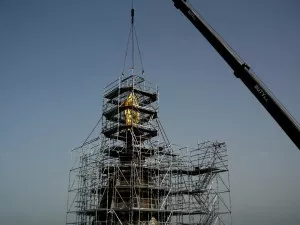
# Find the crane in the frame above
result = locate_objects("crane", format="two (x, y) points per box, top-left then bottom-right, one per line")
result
(172, 0), (300, 150)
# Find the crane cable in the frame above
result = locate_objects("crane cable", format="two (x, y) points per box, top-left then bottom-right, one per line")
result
(122, 0), (145, 76)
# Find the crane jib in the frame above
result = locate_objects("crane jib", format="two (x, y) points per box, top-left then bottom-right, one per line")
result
(254, 85), (269, 102)
(172, 0), (300, 150)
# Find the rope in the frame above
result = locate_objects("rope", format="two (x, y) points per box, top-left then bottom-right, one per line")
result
(122, 26), (132, 76)
(121, 0), (145, 76)
(134, 25), (145, 74)
(81, 117), (102, 147)
(131, 8), (134, 71)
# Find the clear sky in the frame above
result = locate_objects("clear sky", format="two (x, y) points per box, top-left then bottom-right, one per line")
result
(0, 0), (300, 225)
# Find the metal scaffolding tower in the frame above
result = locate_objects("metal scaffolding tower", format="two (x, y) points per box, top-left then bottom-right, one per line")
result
(66, 75), (231, 225)
(66, 5), (231, 225)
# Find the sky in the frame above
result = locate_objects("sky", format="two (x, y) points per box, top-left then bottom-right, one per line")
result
(0, 0), (300, 225)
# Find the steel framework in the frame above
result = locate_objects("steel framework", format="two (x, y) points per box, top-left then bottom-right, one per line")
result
(66, 75), (231, 225)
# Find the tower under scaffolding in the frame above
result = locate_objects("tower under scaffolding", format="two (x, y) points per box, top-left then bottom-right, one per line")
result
(66, 6), (231, 225)
(66, 75), (231, 225)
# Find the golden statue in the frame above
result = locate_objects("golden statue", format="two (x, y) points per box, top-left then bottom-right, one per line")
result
(122, 92), (140, 126)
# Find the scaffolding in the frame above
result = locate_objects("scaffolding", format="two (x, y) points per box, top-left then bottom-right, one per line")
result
(66, 75), (232, 225)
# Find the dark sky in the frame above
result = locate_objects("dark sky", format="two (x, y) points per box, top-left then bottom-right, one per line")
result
(0, 0), (300, 225)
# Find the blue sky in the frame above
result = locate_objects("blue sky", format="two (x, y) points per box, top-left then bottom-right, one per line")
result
(0, 0), (299, 224)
